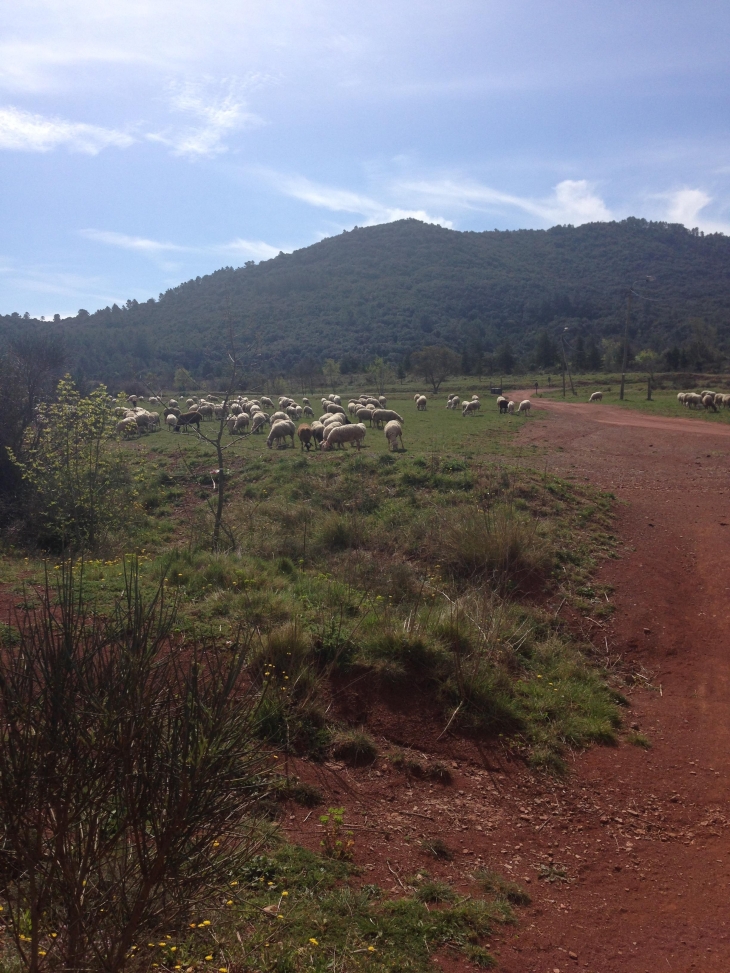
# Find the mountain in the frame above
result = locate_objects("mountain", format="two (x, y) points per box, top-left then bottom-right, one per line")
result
(2, 217), (729, 385)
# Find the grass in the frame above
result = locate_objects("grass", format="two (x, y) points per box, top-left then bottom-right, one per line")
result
(4, 389), (624, 773)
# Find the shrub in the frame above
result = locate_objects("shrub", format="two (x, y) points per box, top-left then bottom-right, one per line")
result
(331, 729), (379, 765)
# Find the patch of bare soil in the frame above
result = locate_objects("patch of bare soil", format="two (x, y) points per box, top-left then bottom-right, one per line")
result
(281, 395), (730, 972)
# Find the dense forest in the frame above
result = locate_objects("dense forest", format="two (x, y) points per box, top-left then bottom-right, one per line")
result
(2, 217), (729, 386)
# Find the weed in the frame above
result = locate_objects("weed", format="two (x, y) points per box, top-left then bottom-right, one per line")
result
(475, 869), (531, 906)
(319, 807), (355, 860)
(414, 879), (457, 904)
(331, 729), (378, 766)
(627, 730), (652, 748)
(422, 837), (454, 861)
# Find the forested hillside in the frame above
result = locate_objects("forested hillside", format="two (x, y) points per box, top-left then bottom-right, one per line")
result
(2, 217), (729, 386)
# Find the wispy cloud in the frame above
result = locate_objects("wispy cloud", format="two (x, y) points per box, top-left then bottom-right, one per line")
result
(397, 177), (612, 226)
(268, 172), (453, 227)
(80, 228), (281, 263)
(147, 78), (263, 157)
(0, 105), (134, 153)
(663, 188), (730, 234)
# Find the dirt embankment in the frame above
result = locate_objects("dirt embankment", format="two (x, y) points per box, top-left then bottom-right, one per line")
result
(281, 395), (730, 972)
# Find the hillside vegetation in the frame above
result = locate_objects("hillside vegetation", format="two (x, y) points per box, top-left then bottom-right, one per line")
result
(2, 217), (729, 385)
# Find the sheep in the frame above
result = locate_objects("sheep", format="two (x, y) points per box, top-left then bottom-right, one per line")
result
(384, 419), (403, 451)
(297, 424), (314, 450)
(517, 399), (531, 414)
(234, 413), (250, 433)
(267, 419), (296, 448)
(451, 396), (460, 409)
(229, 403), (242, 415)
(302, 397), (310, 405)
(174, 411), (203, 433)
(286, 406), (298, 419)
(168, 399), (178, 408)
(261, 396), (275, 409)
(116, 417), (138, 437)
(414, 393), (421, 402)
(127, 394), (138, 405)
(461, 400), (479, 416)
(677, 392), (686, 405)
(251, 412), (267, 434)
(348, 401), (358, 415)
(723, 394), (730, 409)
(321, 422), (367, 450)
(468, 397), (481, 411)
(226, 416), (237, 433)
(507, 401), (516, 414)
(702, 393), (718, 412)
(589, 391), (603, 402)
(685, 392), (702, 409)
(333, 395), (342, 405)
(497, 396), (508, 414)
(270, 411), (289, 424)
(371, 408), (403, 428)
(186, 398), (195, 407)
(378, 396), (387, 407)
(355, 407), (374, 425)
(311, 420), (326, 443)
(365, 397), (381, 408)
(326, 403), (346, 415)
(303, 404), (314, 417)
(445, 395), (454, 409)
(416, 395), (427, 411)
(328, 393), (335, 402)
(165, 413), (178, 430)
(714, 392), (725, 408)
(148, 396), (162, 405)
(198, 404), (214, 419)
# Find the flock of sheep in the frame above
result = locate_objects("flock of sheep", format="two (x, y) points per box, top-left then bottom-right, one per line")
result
(677, 390), (730, 412)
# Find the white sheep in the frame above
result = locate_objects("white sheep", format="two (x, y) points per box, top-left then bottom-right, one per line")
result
(261, 396), (275, 409)
(451, 396), (460, 409)
(371, 408), (404, 428)
(416, 395), (427, 411)
(517, 399), (531, 414)
(165, 413), (178, 430)
(303, 404), (314, 417)
(333, 395), (342, 405)
(702, 393), (718, 412)
(168, 399), (178, 408)
(302, 397), (310, 405)
(321, 422), (367, 450)
(116, 417), (138, 437)
(384, 419), (403, 451)
(233, 413), (250, 433)
(251, 413), (267, 434)
(507, 400), (515, 414)
(326, 403), (346, 415)
(677, 392), (686, 405)
(378, 396), (387, 407)
(267, 419), (296, 448)
(270, 410), (289, 423)
(589, 391), (603, 402)
(462, 400), (479, 416)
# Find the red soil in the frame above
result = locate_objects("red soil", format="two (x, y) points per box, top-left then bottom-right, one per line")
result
(282, 394), (730, 973)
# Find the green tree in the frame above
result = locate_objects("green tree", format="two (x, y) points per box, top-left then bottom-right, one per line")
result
(534, 330), (557, 368)
(585, 337), (603, 371)
(366, 356), (395, 395)
(8, 378), (135, 552)
(173, 367), (195, 392)
(410, 346), (461, 394)
(495, 340), (516, 375)
(322, 358), (341, 391)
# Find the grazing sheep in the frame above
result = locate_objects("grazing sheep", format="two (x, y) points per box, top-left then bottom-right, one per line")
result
(174, 411), (203, 433)
(702, 393), (718, 412)
(451, 396), (460, 410)
(127, 395), (138, 405)
(197, 404), (214, 419)
(165, 413), (178, 430)
(148, 396), (162, 405)
(168, 399), (178, 408)
(723, 394), (730, 409)
(348, 401), (357, 415)
(378, 396), (387, 407)
(416, 395), (427, 411)
(496, 395), (508, 414)
(267, 419), (296, 448)
(384, 419), (403, 451)
(507, 401), (515, 414)
(322, 422), (367, 450)
(270, 411), (289, 424)
(517, 399), (531, 414)
(286, 406), (298, 419)
(326, 403), (346, 415)
(233, 414), (250, 433)
(371, 408), (404, 428)
(186, 398), (195, 407)
(414, 393), (421, 402)
(714, 392), (724, 408)
(311, 420), (326, 443)
(685, 392), (702, 409)
(302, 397), (310, 405)
(589, 391), (603, 402)
(261, 396), (275, 409)
(303, 404), (314, 417)
(355, 407), (374, 425)
(333, 395), (342, 405)
(297, 424), (314, 450)
(116, 417), (138, 437)
(365, 397), (381, 408)
(461, 400), (479, 416)
(251, 412), (267, 434)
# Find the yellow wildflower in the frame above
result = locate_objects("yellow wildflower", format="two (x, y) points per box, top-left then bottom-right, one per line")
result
(205, 955), (213, 961)
(309, 938), (319, 946)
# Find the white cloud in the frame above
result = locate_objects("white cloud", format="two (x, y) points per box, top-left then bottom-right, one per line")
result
(662, 188), (729, 234)
(269, 172), (453, 227)
(147, 78), (262, 157)
(0, 105), (134, 153)
(397, 177), (611, 226)
(81, 228), (281, 263)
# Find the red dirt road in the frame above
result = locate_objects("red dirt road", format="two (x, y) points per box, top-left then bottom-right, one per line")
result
(496, 393), (730, 972)
(283, 395), (730, 973)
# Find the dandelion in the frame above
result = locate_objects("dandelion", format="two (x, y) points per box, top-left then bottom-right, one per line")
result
(368, 946), (376, 952)
(50, 933), (57, 938)
(230, 881), (238, 887)
(226, 899), (234, 905)
(212, 840), (220, 847)
(309, 938), (319, 946)
(159, 942), (167, 946)
(202, 920), (211, 926)
(39, 951), (47, 957)
(281, 891), (288, 897)
(205, 955), (213, 961)
(170, 947), (177, 952)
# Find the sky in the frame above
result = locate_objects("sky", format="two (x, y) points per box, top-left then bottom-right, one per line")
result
(1, 0), (729, 317)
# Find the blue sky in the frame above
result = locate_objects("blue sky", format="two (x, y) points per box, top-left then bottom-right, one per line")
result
(1, 0), (729, 317)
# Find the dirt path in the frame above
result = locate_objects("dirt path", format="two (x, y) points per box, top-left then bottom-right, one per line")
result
(488, 392), (730, 972)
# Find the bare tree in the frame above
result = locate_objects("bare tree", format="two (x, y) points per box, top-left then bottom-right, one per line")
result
(0, 561), (271, 973)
